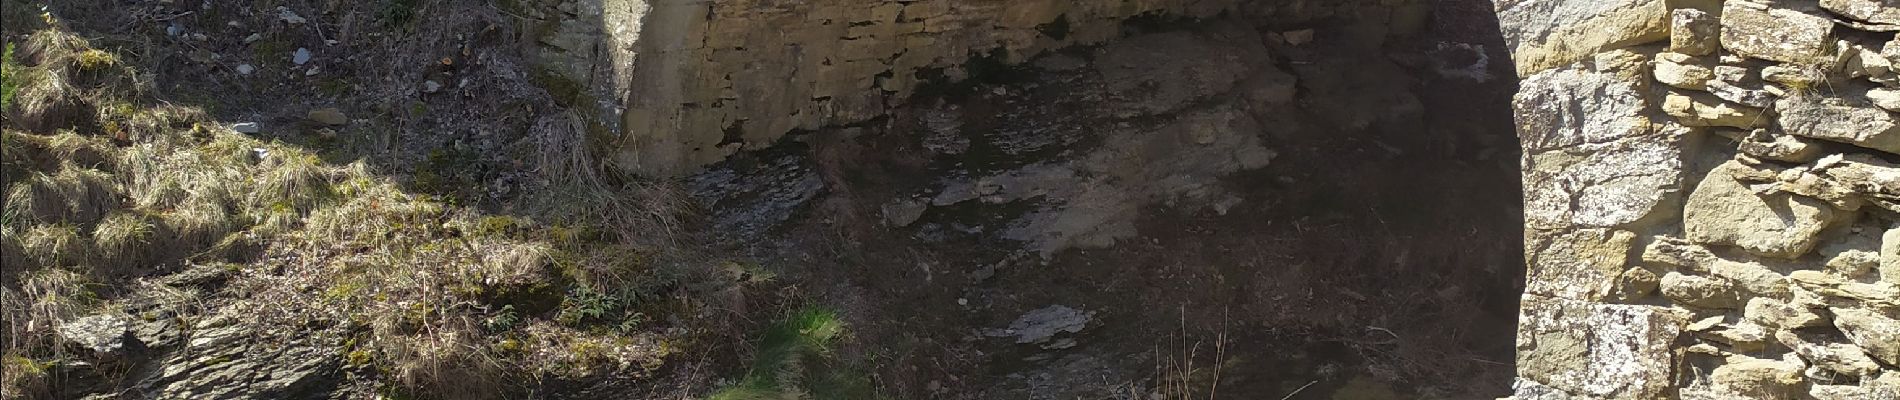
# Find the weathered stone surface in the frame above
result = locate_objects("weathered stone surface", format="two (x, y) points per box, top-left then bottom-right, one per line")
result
(1515, 295), (1686, 398)
(1706, 80), (1779, 109)
(1494, 0), (1675, 76)
(1791, 270), (1900, 303)
(1514, 62), (1654, 152)
(1662, 271), (1743, 308)
(1688, 318), (1770, 352)
(1522, 131), (1683, 229)
(1525, 229), (1637, 301)
(1507, 377), (1593, 400)
(58, 314), (131, 355)
(1778, 94), (1900, 154)
(1884, 227), (1900, 285)
(993, 305), (1093, 345)
(1844, 42), (1899, 82)
(1095, 30), (1264, 118)
(1518, 64), (1683, 228)
(1709, 356), (1806, 398)
(1762, 64), (1827, 87)
(1830, 250), (1883, 279)
(1734, 129), (1825, 163)
(1640, 236), (1719, 268)
(1745, 297), (1828, 329)
(1871, 88), (1900, 112)
(1653, 53), (1713, 90)
(1663, 91), (1766, 128)
(138, 307), (342, 399)
(1710, 259), (1792, 298)
(1614, 266), (1662, 301)
(1823, 0), (1900, 25)
(1671, 8), (1721, 56)
(1685, 160), (1844, 258)
(1810, 384), (1900, 400)
(881, 200), (928, 227)
(1834, 308), (1900, 364)
(615, 0), (1261, 176)
(1721, 1), (1837, 64)
(1778, 329), (1887, 377)
(304, 108), (347, 126)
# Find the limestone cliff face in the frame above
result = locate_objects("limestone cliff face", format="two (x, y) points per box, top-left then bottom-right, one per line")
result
(1500, 0), (1900, 398)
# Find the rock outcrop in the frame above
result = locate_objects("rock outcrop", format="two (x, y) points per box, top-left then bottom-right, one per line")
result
(1502, 0), (1900, 398)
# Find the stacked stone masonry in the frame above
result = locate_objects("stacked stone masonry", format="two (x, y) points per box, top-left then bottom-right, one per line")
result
(1501, 0), (1900, 398)
(602, 0), (1417, 176)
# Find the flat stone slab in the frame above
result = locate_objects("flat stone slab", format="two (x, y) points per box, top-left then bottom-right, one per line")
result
(1722, 1), (1836, 64)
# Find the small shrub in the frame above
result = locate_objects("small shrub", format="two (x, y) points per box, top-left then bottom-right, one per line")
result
(381, 0), (423, 26)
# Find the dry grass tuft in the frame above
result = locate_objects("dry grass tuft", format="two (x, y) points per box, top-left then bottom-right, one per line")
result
(375, 317), (508, 400)
(4, 172), (67, 225)
(3, 165), (117, 227)
(18, 30), (88, 69)
(0, 268), (92, 399)
(91, 211), (155, 272)
(2, 268), (93, 350)
(20, 223), (88, 268)
(9, 67), (87, 133)
(160, 194), (234, 250)
(42, 131), (108, 169)
(0, 226), (26, 278)
(248, 150), (334, 214)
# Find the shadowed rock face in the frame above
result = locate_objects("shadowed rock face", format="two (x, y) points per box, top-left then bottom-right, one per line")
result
(688, 1), (1529, 397)
(1501, 0), (1900, 399)
(604, 0), (1426, 177)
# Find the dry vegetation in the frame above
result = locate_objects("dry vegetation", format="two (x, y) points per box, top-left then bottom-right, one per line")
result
(0, 10), (786, 399)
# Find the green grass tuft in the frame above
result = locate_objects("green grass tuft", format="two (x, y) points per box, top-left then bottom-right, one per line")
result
(92, 211), (156, 270)
(710, 307), (875, 400)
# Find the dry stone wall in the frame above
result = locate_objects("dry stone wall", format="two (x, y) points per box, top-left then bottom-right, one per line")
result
(1501, 0), (1900, 398)
(600, 0), (1419, 176)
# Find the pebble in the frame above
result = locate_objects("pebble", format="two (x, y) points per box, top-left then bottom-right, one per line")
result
(243, 33), (263, 43)
(292, 48), (312, 65)
(305, 66), (321, 77)
(306, 108), (349, 126)
(235, 64), (255, 75)
(1284, 29), (1315, 46)
(278, 8), (306, 24)
(422, 80), (443, 93)
(232, 122), (262, 134)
